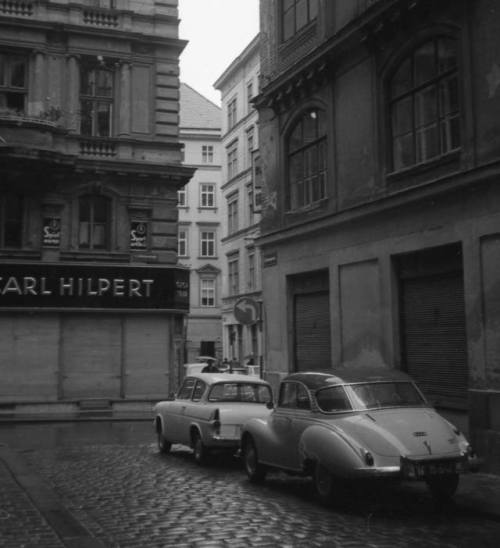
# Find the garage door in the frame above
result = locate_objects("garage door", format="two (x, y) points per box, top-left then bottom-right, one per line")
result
(294, 291), (331, 371)
(400, 269), (468, 409)
(61, 314), (121, 399)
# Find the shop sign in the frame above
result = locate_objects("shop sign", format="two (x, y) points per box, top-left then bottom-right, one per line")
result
(0, 263), (189, 311)
(42, 217), (61, 248)
(130, 221), (148, 250)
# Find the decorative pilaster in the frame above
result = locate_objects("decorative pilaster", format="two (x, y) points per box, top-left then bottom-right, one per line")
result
(66, 54), (80, 133)
(119, 61), (131, 137)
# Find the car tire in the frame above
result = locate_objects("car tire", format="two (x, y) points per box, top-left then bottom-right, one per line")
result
(314, 461), (334, 505)
(426, 473), (459, 502)
(243, 436), (267, 483)
(192, 431), (209, 465)
(157, 430), (172, 454)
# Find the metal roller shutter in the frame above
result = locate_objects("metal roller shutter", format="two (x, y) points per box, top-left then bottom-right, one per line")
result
(400, 273), (468, 409)
(294, 291), (331, 371)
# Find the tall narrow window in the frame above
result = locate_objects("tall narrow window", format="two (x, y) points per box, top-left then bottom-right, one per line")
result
(227, 97), (237, 130)
(287, 108), (327, 210)
(282, 0), (319, 42)
(79, 195), (110, 249)
(178, 229), (188, 257)
(247, 80), (254, 113)
(247, 250), (256, 291)
(389, 37), (460, 172)
(200, 230), (216, 257)
(228, 255), (240, 296)
(200, 183), (215, 208)
(0, 53), (27, 114)
(201, 278), (216, 307)
(227, 194), (239, 235)
(80, 64), (114, 137)
(227, 142), (238, 179)
(0, 193), (23, 248)
(177, 188), (187, 207)
(246, 127), (255, 169)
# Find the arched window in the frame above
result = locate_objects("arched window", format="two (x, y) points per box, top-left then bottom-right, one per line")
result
(287, 108), (327, 210)
(79, 194), (110, 250)
(389, 37), (460, 172)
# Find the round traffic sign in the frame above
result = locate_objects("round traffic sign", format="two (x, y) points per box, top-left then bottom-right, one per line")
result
(234, 297), (260, 325)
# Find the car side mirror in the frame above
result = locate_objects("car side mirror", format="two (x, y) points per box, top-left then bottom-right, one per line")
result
(266, 401), (275, 410)
(166, 392), (176, 401)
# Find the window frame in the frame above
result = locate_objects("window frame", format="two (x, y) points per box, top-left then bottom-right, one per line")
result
(200, 229), (216, 258)
(78, 194), (110, 250)
(228, 254), (240, 296)
(227, 193), (239, 235)
(286, 108), (327, 211)
(79, 63), (114, 137)
(227, 96), (237, 130)
(200, 183), (216, 208)
(227, 141), (239, 180)
(200, 277), (216, 308)
(281, 0), (319, 43)
(0, 52), (27, 115)
(387, 36), (461, 173)
(178, 228), (188, 257)
(202, 144), (214, 163)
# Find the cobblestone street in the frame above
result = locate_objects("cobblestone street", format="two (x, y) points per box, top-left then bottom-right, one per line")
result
(1, 422), (500, 547)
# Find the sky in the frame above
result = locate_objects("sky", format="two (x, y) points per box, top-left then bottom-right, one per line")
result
(178, 0), (260, 105)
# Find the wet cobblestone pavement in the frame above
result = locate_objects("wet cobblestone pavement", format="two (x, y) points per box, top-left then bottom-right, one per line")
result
(2, 437), (500, 548)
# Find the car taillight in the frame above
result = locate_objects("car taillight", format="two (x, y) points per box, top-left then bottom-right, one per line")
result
(212, 408), (221, 430)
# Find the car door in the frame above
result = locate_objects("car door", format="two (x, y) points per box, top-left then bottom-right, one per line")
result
(177, 379), (208, 444)
(264, 381), (312, 471)
(166, 377), (196, 442)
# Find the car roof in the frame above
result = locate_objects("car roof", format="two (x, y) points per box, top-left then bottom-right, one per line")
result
(284, 367), (413, 390)
(188, 372), (270, 385)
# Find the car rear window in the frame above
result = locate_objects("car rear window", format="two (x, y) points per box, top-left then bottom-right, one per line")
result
(208, 383), (272, 404)
(315, 386), (352, 412)
(349, 381), (426, 410)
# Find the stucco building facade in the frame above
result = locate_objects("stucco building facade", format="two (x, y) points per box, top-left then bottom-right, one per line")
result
(0, 0), (193, 415)
(214, 35), (263, 370)
(178, 83), (223, 364)
(257, 0), (500, 472)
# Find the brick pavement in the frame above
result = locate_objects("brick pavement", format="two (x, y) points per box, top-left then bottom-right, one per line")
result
(1, 438), (500, 548)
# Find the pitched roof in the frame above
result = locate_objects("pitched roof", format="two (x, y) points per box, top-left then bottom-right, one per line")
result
(179, 82), (221, 130)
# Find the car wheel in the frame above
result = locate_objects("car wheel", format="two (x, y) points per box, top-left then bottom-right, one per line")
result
(192, 431), (209, 465)
(314, 461), (334, 505)
(426, 473), (459, 502)
(157, 428), (171, 454)
(243, 436), (267, 483)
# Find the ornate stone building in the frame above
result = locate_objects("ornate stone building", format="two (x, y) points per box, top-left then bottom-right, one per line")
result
(0, 0), (193, 415)
(257, 0), (500, 472)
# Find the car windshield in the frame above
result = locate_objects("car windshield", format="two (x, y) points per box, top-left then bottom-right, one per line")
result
(208, 382), (272, 404)
(348, 381), (426, 410)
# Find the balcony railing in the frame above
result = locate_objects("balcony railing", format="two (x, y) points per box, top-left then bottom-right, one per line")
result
(0, 0), (33, 16)
(79, 139), (116, 157)
(83, 9), (119, 28)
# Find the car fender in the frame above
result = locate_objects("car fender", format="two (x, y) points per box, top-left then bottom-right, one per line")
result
(300, 424), (365, 476)
(242, 416), (283, 463)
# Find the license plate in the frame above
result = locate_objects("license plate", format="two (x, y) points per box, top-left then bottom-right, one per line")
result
(401, 458), (457, 479)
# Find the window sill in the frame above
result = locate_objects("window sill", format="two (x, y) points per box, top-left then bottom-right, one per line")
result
(285, 197), (329, 216)
(386, 150), (461, 184)
(0, 249), (41, 260)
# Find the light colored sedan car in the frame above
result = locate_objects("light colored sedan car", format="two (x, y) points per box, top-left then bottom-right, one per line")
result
(154, 372), (273, 464)
(241, 369), (479, 503)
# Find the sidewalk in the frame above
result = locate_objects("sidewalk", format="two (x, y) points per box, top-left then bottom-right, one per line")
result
(0, 443), (106, 548)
